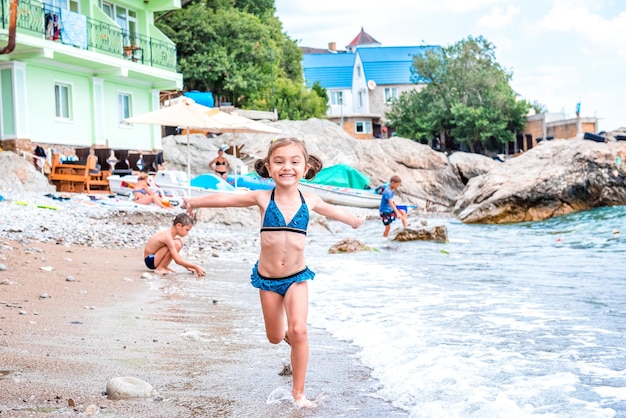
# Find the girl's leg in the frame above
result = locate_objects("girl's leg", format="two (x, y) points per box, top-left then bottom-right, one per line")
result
(259, 290), (286, 344)
(283, 282), (310, 403)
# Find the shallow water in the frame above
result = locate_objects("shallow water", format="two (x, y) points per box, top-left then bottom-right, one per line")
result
(139, 256), (407, 417)
(123, 206), (626, 417)
(305, 206), (626, 417)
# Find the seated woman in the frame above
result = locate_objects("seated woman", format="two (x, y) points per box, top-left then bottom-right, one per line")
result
(133, 172), (168, 208)
(208, 149), (230, 180)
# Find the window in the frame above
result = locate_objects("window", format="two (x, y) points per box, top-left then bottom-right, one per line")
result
(330, 91), (343, 105)
(118, 93), (132, 125)
(45, 0), (79, 12)
(358, 91), (364, 107)
(102, 1), (138, 45)
(384, 87), (398, 103)
(356, 65), (361, 78)
(101, 2), (113, 17)
(355, 121), (372, 134)
(54, 83), (72, 120)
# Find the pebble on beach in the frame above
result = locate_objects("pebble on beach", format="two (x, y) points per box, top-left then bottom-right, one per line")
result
(106, 376), (155, 400)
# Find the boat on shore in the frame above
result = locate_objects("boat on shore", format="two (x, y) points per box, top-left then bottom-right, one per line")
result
(298, 181), (381, 208)
(293, 163), (381, 208)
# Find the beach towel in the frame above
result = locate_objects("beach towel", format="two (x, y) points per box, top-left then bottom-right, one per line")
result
(60, 9), (87, 49)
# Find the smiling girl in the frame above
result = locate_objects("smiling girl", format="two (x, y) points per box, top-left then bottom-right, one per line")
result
(183, 137), (365, 407)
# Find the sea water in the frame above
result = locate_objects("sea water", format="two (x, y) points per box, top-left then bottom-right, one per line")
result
(305, 206), (626, 417)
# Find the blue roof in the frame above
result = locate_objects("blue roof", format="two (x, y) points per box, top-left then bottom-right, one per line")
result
(302, 53), (355, 89)
(357, 46), (440, 85)
(302, 46), (441, 88)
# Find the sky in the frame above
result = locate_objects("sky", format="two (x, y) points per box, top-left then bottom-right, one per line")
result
(274, 0), (625, 132)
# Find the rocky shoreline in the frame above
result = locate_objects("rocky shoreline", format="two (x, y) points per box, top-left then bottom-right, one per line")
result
(3, 119), (626, 225)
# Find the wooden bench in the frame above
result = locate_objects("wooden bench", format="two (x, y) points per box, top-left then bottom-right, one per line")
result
(48, 154), (111, 193)
(86, 170), (111, 193)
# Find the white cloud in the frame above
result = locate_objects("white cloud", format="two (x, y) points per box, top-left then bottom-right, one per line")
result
(441, 0), (508, 13)
(477, 6), (522, 29)
(535, 1), (626, 58)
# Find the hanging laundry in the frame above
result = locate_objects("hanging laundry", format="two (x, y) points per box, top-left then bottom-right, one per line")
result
(60, 9), (87, 49)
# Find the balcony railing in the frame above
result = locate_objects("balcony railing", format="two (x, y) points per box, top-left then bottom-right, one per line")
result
(0, 0), (177, 71)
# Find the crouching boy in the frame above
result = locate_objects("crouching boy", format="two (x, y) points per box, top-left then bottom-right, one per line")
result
(143, 213), (205, 276)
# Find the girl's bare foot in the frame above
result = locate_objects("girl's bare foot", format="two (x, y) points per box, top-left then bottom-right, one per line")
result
(293, 394), (316, 408)
(154, 269), (172, 275)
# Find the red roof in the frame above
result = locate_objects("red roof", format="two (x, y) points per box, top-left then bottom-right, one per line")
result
(346, 27), (380, 48)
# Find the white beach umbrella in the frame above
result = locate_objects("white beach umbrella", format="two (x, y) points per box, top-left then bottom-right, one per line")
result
(124, 97), (214, 128)
(124, 98), (230, 190)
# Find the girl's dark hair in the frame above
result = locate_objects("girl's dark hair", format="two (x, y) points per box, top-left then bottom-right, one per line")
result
(254, 138), (322, 180)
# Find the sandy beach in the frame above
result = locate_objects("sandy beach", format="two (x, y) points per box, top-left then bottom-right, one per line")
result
(0, 191), (407, 417)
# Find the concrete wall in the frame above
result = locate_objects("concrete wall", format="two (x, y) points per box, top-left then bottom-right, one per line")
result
(21, 65), (159, 151)
(102, 82), (157, 150)
(340, 116), (373, 140)
(26, 65), (93, 146)
(369, 84), (424, 122)
(547, 123), (577, 139)
(523, 115), (598, 150)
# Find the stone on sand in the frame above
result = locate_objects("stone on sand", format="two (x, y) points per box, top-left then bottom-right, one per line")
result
(106, 376), (155, 400)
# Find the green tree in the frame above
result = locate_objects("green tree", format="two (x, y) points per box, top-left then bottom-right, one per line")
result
(530, 100), (548, 114)
(386, 36), (530, 153)
(248, 78), (327, 120)
(158, 6), (268, 104)
(233, 0), (275, 16)
(311, 81), (327, 101)
(156, 3), (323, 119)
(204, 0), (274, 16)
(204, 0), (234, 10)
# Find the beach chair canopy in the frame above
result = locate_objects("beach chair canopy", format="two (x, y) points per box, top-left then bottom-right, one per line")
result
(308, 164), (370, 189)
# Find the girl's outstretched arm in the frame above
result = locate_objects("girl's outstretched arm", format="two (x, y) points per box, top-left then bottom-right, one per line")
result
(305, 193), (365, 229)
(183, 190), (264, 213)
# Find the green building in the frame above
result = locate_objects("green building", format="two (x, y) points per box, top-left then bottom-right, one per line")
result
(0, 0), (182, 151)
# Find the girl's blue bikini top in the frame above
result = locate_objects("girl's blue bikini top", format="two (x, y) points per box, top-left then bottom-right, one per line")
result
(261, 189), (309, 235)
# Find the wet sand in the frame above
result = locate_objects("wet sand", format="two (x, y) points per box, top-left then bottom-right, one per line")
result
(0, 240), (407, 417)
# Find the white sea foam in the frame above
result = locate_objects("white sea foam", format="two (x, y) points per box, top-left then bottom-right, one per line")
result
(594, 386), (626, 402)
(307, 210), (626, 416)
(266, 387), (292, 404)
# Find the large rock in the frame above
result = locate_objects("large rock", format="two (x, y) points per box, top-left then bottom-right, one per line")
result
(448, 151), (501, 184)
(360, 137), (464, 211)
(328, 238), (371, 253)
(0, 152), (55, 193)
(393, 225), (448, 242)
(454, 139), (626, 223)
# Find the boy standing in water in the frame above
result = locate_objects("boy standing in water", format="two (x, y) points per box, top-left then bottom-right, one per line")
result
(183, 138), (365, 407)
(379, 175), (408, 237)
(143, 213), (205, 276)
